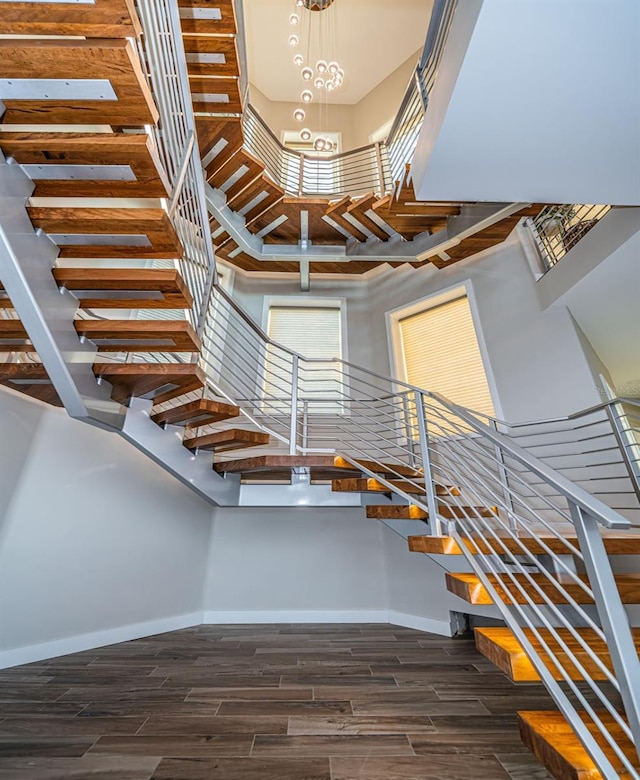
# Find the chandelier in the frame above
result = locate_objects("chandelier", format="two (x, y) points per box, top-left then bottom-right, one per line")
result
(287, 0), (344, 152)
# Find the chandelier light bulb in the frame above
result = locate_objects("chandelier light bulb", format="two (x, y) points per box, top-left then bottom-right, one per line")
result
(293, 53), (304, 67)
(334, 74), (343, 87)
(337, 68), (345, 80)
(296, 0), (304, 5)
(288, 34), (299, 46)
(316, 59), (328, 74)
(314, 77), (325, 89)
(314, 137), (326, 152)
(301, 66), (313, 81)
(328, 61), (339, 75)
(289, 13), (299, 25)
(324, 139), (334, 152)
(300, 128), (312, 141)
(325, 80), (335, 92)
(293, 108), (305, 122)
(301, 89), (313, 103)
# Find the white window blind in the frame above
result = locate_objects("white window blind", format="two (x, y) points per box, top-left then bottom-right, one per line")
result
(399, 296), (495, 419)
(265, 305), (343, 413)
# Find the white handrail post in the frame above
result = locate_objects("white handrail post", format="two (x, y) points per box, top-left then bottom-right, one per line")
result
(491, 418), (517, 533)
(569, 501), (640, 755)
(289, 354), (299, 455)
(414, 390), (441, 535)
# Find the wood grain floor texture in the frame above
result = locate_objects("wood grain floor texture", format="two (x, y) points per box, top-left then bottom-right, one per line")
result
(0, 624), (556, 779)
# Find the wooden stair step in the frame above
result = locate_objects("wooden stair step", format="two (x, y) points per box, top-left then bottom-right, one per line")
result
(367, 505), (428, 521)
(0, 362), (61, 406)
(369, 504), (496, 521)
(325, 197), (368, 242)
(151, 398), (240, 428)
(445, 572), (640, 606)
(475, 626), (640, 683)
(27, 208), (182, 260)
(178, 0), (237, 36)
(189, 75), (242, 114)
(53, 268), (193, 310)
(0, 133), (169, 199)
(0, 39), (157, 126)
(407, 534), (640, 556)
(331, 477), (459, 496)
(333, 457), (422, 479)
(518, 710), (638, 780)
(185, 428), (270, 453)
(183, 35), (239, 79)
(93, 363), (205, 405)
(74, 320), (200, 352)
(212, 455), (376, 481)
(0, 0), (142, 38)
(0, 320), (34, 350)
(346, 194), (391, 240)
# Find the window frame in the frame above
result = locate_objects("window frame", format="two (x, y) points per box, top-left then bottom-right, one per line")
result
(385, 281), (503, 421)
(260, 296), (349, 417)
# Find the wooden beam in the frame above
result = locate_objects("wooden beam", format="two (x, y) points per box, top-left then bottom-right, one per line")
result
(75, 320), (200, 352)
(0, 0), (142, 38)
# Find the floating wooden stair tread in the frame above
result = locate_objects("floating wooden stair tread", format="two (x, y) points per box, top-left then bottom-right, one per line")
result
(74, 320), (200, 352)
(474, 626), (640, 683)
(407, 534), (640, 556)
(93, 363), (205, 405)
(333, 457), (422, 478)
(0, 133), (169, 199)
(0, 0), (142, 38)
(367, 505), (428, 521)
(27, 208), (182, 260)
(0, 362), (61, 406)
(332, 477), (459, 496)
(371, 505), (497, 521)
(53, 268), (193, 310)
(518, 710), (639, 780)
(151, 398), (239, 428)
(178, 0), (237, 36)
(185, 428), (270, 453)
(445, 572), (640, 605)
(0, 320), (34, 350)
(0, 39), (157, 126)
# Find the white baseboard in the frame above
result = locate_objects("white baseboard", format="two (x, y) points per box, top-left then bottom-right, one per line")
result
(202, 609), (390, 625)
(202, 609), (452, 636)
(0, 612), (203, 670)
(0, 609), (453, 669)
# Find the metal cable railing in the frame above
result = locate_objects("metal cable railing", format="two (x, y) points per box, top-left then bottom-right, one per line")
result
(243, 105), (392, 198)
(134, 0), (217, 332)
(527, 204), (612, 271)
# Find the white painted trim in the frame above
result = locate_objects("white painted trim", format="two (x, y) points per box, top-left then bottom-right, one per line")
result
(0, 612), (203, 670)
(203, 610), (389, 625)
(203, 609), (452, 636)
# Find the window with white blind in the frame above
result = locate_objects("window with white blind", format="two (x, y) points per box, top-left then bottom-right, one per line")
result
(264, 302), (344, 414)
(397, 295), (495, 420)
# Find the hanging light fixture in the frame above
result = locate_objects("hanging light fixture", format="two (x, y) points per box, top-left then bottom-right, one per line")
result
(287, 0), (344, 152)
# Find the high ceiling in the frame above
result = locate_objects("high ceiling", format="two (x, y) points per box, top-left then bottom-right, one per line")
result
(243, 0), (434, 105)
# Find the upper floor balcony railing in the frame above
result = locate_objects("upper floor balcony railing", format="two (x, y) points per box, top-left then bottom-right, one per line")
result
(527, 204), (612, 272)
(241, 0), (458, 199)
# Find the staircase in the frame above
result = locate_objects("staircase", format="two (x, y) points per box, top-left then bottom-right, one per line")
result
(0, 0), (639, 777)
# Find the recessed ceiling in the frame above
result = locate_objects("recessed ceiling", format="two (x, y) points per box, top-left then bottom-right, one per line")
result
(243, 0), (434, 105)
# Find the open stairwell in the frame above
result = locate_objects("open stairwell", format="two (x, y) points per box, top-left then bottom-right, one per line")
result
(0, 0), (639, 777)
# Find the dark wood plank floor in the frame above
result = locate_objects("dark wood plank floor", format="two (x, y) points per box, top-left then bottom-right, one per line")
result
(0, 624), (556, 779)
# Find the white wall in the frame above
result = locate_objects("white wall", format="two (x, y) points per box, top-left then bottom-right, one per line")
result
(557, 229), (640, 394)
(0, 387), (213, 667)
(203, 506), (388, 621)
(412, 0), (640, 205)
